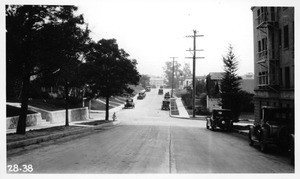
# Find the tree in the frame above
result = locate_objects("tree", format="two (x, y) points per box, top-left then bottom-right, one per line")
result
(163, 61), (183, 88)
(182, 63), (192, 79)
(6, 5), (90, 134)
(220, 45), (242, 121)
(139, 74), (150, 88)
(84, 39), (140, 121)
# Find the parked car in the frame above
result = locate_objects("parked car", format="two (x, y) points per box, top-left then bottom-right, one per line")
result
(146, 86), (151, 92)
(124, 98), (135, 109)
(206, 109), (233, 132)
(137, 90), (146, 99)
(164, 92), (170, 99)
(158, 89), (163, 95)
(161, 100), (170, 110)
(248, 106), (294, 153)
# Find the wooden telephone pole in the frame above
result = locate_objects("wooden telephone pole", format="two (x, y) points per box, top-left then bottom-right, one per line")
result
(186, 30), (204, 118)
(170, 57), (178, 98)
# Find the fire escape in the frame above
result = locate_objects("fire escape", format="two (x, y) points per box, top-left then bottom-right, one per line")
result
(256, 7), (280, 92)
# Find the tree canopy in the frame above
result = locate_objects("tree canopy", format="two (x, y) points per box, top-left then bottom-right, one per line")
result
(6, 5), (90, 133)
(163, 61), (190, 88)
(83, 39), (140, 120)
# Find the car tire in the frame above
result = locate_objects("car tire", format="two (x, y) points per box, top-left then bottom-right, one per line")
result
(260, 141), (267, 152)
(248, 131), (254, 146)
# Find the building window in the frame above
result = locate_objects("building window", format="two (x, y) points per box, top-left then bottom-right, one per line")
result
(284, 25), (289, 48)
(262, 38), (267, 50)
(257, 9), (260, 17)
(285, 66), (290, 88)
(258, 41), (261, 52)
(278, 28), (282, 48)
(280, 68), (283, 86)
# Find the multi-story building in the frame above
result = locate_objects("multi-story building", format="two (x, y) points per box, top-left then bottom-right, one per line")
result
(251, 7), (294, 123)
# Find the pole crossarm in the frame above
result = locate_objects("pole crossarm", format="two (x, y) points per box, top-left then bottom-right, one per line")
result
(185, 57), (205, 59)
(186, 49), (204, 51)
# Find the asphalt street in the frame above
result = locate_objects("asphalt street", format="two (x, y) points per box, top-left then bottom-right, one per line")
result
(6, 89), (294, 173)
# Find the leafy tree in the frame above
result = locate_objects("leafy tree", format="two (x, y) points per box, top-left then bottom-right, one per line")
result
(220, 45), (242, 121)
(84, 39), (140, 120)
(163, 61), (183, 88)
(139, 74), (150, 88)
(6, 5), (90, 134)
(196, 79), (206, 96)
(182, 63), (192, 79)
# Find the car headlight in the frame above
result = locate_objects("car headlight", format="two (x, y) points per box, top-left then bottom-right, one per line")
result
(221, 121), (225, 124)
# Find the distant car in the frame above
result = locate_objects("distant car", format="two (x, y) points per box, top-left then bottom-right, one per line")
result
(164, 92), (170, 99)
(137, 90), (146, 99)
(158, 89), (163, 95)
(248, 106), (294, 153)
(124, 98), (135, 109)
(206, 109), (233, 132)
(146, 86), (151, 92)
(161, 100), (170, 110)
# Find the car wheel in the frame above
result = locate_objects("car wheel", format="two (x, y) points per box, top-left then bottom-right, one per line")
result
(248, 131), (254, 146)
(260, 141), (267, 152)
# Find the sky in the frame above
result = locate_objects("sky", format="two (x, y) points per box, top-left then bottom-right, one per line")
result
(3, 0), (297, 78)
(76, 0), (256, 77)
(69, 0), (296, 77)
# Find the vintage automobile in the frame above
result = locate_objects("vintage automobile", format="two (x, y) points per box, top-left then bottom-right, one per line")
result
(146, 86), (151, 92)
(158, 88), (163, 95)
(161, 100), (170, 110)
(248, 106), (294, 153)
(137, 90), (146, 99)
(206, 109), (233, 131)
(164, 92), (171, 99)
(124, 98), (135, 109)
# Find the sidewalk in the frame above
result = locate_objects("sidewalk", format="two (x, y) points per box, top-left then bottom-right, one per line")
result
(169, 97), (190, 119)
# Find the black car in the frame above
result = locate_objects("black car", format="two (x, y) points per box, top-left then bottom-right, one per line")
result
(164, 92), (170, 99)
(137, 90), (146, 99)
(248, 106), (294, 153)
(206, 109), (233, 131)
(158, 89), (163, 95)
(161, 100), (170, 110)
(124, 98), (135, 109)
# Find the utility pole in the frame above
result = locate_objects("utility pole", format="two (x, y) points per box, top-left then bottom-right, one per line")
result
(170, 57), (177, 98)
(186, 30), (204, 118)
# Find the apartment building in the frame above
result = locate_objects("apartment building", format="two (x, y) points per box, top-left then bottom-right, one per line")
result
(251, 7), (294, 123)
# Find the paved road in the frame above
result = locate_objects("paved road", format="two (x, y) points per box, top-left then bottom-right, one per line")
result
(7, 89), (294, 173)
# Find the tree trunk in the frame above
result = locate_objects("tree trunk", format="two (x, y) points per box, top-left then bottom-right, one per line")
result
(16, 73), (31, 134)
(65, 82), (69, 127)
(105, 95), (109, 121)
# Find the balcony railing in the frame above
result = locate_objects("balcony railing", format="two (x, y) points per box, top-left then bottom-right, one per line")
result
(257, 50), (268, 63)
(256, 11), (276, 28)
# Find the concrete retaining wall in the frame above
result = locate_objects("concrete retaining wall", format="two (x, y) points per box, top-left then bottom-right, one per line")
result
(47, 107), (88, 124)
(6, 113), (43, 129)
(28, 106), (88, 124)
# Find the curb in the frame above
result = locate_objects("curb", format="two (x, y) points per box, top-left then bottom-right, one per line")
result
(7, 120), (120, 150)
